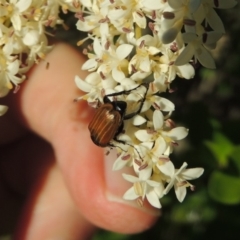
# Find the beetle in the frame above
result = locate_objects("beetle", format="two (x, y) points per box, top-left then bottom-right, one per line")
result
(88, 83), (149, 147)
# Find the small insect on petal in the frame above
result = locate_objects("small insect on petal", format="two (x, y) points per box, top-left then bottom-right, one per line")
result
(88, 102), (123, 147)
(88, 84), (149, 148)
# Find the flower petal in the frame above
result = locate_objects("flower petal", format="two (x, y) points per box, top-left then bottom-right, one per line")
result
(152, 136), (167, 157)
(146, 191), (161, 208)
(82, 58), (98, 71)
(116, 44), (133, 60)
(161, 28), (178, 44)
(189, 0), (202, 12)
(75, 76), (92, 92)
(135, 129), (154, 142)
(162, 127), (189, 141)
(122, 173), (139, 183)
(153, 97), (175, 112)
(139, 165), (152, 181)
(16, 0), (32, 12)
(93, 37), (103, 57)
(206, 8), (225, 33)
(175, 44), (194, 66)
(196, 46), (216, 69)
(112, 153), (129, 171)
(132, 115), (147, 126)
(158, 160), (175, 177)
(133, 11), (147, 29)
(176, 64), (195, 79)
(153, 110), (164, 130)
(123, 187), (138, 200)
(181, 168), (204, 180)
(112, 67), (125, 82)
(175, 185), (187, 202)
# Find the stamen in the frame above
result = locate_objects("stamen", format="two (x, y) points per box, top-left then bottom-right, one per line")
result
(136, 10), (144, 18)
(153, 102), (161, 110)
(139, 40), (145, 48)
(183, 19), (196, 26)
(99, 71), (106, 79)
(137, 198), (144, 207)
(152, 11), (156, 20)
(165, 119), (176, 128)
(163, 12), (175, 19)
(147, 129), (155, 134)
(139, 163), (148, 170)
(134, 159), (142, 166)
(122, 154), (131, 160)
(104, 40), (110, 50)
(159, 156), (170, 162)
(122, 27), (132, 33)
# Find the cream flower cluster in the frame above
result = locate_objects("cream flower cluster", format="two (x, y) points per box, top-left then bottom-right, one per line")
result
(0, 0), (81, 115)
(0, 0), (237, 208)
(74, 0), (236, 208)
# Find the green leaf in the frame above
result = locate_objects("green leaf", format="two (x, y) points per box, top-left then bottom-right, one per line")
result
(230, 146), (240, 174)
(204, 132), (234, 167)
(170, 190), (216, 224)
(208, 171), (240, 204)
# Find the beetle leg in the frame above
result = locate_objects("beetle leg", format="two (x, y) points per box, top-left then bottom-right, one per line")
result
(108, 140), (127, 152)
(124, 83), (149, 120)
(110, 138), (144, 161)
(104, 83), (149, 100)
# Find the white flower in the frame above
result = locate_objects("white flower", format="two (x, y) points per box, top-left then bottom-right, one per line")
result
(135, 110), (188, 155)
(158, 47), (195, 83)
(160, 162), (204, 202)
(75, 73), (103, 102)
(76, 2), (109, 34)
(194, 0), (237, 33)
(107, 0), (155, 32)
(175, 31), (223, 69)
(97, 42), (133, 82)
(160, 0), (200, 44)
(9, 0), (32, 31)
(82, 37), (133, 82)
(81, 37), (104, 72)
(0, 43), (25, 90)
(123, 173), (164, 208)
(129, 35), (161, 74)
(22, 30), (41, 47)
(112, 134), (136, 171)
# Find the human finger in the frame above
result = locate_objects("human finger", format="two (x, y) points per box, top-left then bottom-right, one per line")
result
(11, 43), (159, 233)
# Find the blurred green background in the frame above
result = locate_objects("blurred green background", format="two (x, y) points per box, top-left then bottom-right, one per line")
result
(59, 3), (240, 240)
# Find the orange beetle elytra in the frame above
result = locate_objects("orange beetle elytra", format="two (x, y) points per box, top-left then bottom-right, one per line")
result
(88, 84), (149, 147)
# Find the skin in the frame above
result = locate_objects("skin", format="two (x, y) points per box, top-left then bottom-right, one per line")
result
(0, 43), (159, 240)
